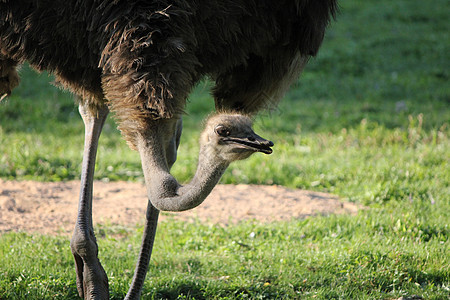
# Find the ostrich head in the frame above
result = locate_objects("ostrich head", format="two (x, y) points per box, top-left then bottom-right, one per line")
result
(200, 113), (273, 162)
(138, 112), (273, 212)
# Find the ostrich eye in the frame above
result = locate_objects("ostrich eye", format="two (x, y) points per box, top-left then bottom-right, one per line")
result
(215, 125), (230, 137)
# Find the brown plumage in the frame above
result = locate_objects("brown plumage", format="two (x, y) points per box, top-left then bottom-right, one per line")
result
(0, 0), (336, 143)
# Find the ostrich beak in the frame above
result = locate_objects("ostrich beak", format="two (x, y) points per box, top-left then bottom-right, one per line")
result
(222, 133), (274, 154)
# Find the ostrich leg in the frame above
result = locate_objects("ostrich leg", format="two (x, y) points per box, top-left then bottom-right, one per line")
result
(70, 103), (109, 299)
(125, 118), (183, 300)
(124, 203), (159, 300)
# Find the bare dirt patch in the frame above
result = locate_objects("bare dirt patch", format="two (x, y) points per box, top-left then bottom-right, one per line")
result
(0, 179), (358, 235)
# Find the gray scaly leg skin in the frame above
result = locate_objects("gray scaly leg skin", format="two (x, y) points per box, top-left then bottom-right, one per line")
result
(70, 103), (109, 299)
(125, 118), (182, 300)
(124, 203), (159, 300)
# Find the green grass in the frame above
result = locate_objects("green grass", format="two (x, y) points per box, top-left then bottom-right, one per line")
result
(1, 211), (448, 299)
(1, 0), (449, 299)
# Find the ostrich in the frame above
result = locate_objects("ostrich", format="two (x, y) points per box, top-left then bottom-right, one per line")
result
(0, 0), (337, 299)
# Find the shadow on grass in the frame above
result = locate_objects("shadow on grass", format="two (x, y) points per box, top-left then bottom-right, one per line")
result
(115, 281), (283, 300)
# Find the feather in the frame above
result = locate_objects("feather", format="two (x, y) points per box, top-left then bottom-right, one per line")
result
(0, 0), (337, 141)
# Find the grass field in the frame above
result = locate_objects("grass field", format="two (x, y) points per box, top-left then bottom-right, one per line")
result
(1, 0), (449, 299)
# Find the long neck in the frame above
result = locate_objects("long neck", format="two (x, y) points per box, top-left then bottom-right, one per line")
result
(137, 132), (229, 212)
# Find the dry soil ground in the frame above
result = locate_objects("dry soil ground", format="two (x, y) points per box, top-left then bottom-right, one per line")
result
(0, 179), (358, 235)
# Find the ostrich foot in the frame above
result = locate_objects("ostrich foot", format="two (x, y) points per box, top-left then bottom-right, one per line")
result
(71, 229), (109, 299)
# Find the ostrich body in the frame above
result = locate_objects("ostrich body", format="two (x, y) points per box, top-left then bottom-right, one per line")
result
(0, 0), (337, 299)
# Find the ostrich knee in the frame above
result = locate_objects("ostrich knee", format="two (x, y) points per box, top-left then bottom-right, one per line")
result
(70, 232), (109, 299)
